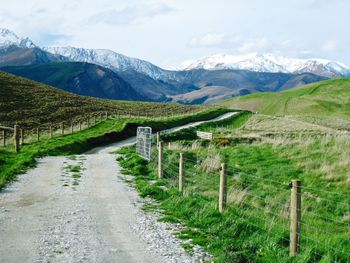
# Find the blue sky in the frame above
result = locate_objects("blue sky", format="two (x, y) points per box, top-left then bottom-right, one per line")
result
(0, 0), (348, 68)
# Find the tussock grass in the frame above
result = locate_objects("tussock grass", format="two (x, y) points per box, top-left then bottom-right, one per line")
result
(201, 154), (222, 173)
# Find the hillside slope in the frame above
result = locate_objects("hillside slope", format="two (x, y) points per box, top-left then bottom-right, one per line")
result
(1, 62), (146, 101)
(219, 78), (350, 117)
(0, 71), (200, 128)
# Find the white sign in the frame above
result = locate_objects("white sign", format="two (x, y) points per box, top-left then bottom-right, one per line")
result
(136, 127), (152, 161)
(196, 131), (213, 140)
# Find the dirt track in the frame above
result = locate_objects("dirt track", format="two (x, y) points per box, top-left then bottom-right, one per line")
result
(0, 112), (236, 263)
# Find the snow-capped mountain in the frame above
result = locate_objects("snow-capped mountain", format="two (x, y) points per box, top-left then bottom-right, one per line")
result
(0, 28), (171, 80)
(0, 28), (35, 49)
(1, 28), (348, 79)
(42, 46), (171, 80)
(180, 53), (349, 78)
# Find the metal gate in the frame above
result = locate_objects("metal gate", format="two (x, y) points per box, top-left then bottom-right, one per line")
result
(136, 127), (152, 161)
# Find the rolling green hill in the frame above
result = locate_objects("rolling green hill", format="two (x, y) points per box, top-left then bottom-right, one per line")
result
(0, 71), (201, 128)
(220, 78), (350, 117)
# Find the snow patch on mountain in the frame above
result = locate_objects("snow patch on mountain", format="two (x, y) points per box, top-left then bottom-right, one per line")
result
(43, 46), (171, 80)
(180, 53), (349, 77)
(0, 28), (35, 49)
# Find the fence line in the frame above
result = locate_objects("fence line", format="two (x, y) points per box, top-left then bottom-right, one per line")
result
(0, 108), (208, 152)
(151, 133), (350, 260)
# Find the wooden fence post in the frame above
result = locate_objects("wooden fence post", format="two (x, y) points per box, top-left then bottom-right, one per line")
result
(219, 163), (227, 212)
(20, 128), (24, 145)
(105, 111), (108, 120)
(14, 125), (20, 153)
(79, 122), (82, 131)
(2, 130), (5, 146)
(179, 153), (184, 193)
(71, 122), (74, 134)
(49, 126), (53, 138)
(36, 128), (40, 141)
(156, 132), (160, 147)
(290, 180), (302, 256)
(94, 115), (96, 125)
(61, 122), (64, 135)
(158, 141), (163, 179)
(87, 117), (90, 127)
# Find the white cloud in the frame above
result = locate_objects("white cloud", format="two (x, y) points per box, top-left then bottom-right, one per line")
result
(88, 3), (175, 26)
(236, 38), (268, 53)
(0, 0), (349, 67)
(189, 33), (226, 47)
(188, 34), (270, 54)
(308, 0), (347, 8)
(320, 40), (337, 52)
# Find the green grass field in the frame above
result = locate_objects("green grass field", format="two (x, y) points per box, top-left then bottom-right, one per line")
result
(219, 78), (350, 119)
(118, 111), (350, 262)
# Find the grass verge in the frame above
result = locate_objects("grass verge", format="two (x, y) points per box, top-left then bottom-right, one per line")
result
(117, 113), (349, 263)
(0, 108), (229, 190)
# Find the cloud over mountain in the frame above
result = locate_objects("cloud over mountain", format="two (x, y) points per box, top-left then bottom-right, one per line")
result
(88, 3), (175, 26)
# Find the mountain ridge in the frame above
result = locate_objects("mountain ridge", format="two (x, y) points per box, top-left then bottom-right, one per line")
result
(179, 53), (349, 78)
(1, 62), (146, 101)
(42, 46), (174, 81)
(0, 28), (339, 104)
(0, 28), (35, 49)
(1, 28), (348, 79)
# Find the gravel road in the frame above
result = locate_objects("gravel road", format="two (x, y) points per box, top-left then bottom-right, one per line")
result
(0, 112), (236, 263)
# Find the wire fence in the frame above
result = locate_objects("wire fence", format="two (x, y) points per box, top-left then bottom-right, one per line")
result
(0, 108), (207, 152)
(144, 134), (350, 261)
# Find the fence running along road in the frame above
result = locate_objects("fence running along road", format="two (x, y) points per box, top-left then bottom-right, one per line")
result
(0, 108), (207, 152)
(140, 130), (350, 261)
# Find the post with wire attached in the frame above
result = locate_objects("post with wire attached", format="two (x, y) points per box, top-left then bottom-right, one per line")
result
(2, 130), (5, 146)
(14, 125), (20, 153)
(158, 141), (163, 179)
(156, 132), (160, 147)
(36, 128), (40, 141)
(290, 179), (301, 256)
(20, 128), (24, 145)
(179, 153), (184, 193)
(219, 163), (227, 212)
(61, 122), (64, 135)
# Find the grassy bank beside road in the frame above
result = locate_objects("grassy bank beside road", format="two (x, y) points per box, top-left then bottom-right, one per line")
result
(0, 108), (229, 190)
(117, 112), (349, 263)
